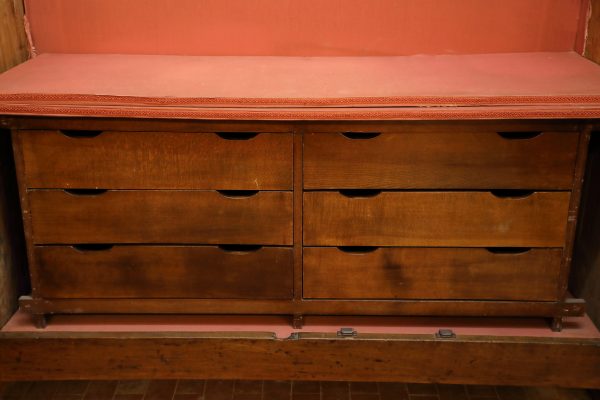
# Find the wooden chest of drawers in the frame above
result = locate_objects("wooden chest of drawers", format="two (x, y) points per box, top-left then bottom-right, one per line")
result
(3, 1), (600, 387)
(1, 52), (599, 330)
(9, 119), (590, 330)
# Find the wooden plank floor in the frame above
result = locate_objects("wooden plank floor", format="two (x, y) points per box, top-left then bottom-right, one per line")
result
(0, 380), (593, 400)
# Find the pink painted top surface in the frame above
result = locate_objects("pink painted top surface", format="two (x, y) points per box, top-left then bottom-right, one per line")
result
(1, 52), (600, 120)
(3, 52), (600, 102)
(24, 0), (584, 56)
(2, 310), (599, 340)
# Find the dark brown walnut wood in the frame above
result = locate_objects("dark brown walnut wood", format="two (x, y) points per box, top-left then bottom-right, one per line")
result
(34, 245), (293, 299)
(1, 118), (581, 133)
(10, 130), (43, 300)
(0, 332), (598, 388)
(292, 131), (304, 301)
(552, 129), (592, 330)
(303, 191), (570, 247)
(556, 130), (591, 297)
(572, 131), (600, 326)
(0, 132), (27, 326)
(18, 296), (585, 317)
(303, 247), (562, 301)
(5, 118), (592, 327)
(0, 0), (28, 328)
(304, 131), (579, 189)
(18, 130), (293, 190)
(28, 190), (293, 245)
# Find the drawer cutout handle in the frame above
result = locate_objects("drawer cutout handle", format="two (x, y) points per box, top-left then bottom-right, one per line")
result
(72, 244), (114, 252)
(216, 132), (259, 140)
(337, 246), (379, 254)
(218, 245), (263, 253)
(60, 130), (103, 138)
(486, 247), (531, 255)
(490, 189), (534, 199)
(217, 190), (259, 198)
(497, 132), (542, 140)
(64, 189), (108, 196)
(339, 189), (382, 198)
(341, 132), (381, 140)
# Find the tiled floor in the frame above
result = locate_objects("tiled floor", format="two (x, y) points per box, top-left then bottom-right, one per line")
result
(0, 381), (593, 400)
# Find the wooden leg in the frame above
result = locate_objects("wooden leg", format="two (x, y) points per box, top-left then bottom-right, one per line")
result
(33, 314), (48, 329)
(551, 316), (563, 332)
(292, 314), (304, 329)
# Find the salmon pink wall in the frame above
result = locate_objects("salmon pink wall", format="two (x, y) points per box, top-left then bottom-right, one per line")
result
(25, 0), (585, 56)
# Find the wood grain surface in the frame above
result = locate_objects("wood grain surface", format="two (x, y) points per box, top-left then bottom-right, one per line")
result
(304, 131), (579, 189)
(3, 119), (579, 134)
(18, 130), (293, 190)
(29, 190), (293, 245)
(304, 191), (570, 247)
(34, 245), (293, 299)
(303, 247), (562, 301)
(19, 296), (584, 318)
(0, 332), (598, 387)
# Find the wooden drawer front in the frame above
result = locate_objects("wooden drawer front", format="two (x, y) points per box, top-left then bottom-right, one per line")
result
(304, 131), (579, 189)
(35, 245), (293, 299)
(29, 190), (292, 245)
(303, 247), (562, 301)
(18, 130), (292, 190)
(303, 191), (569, 247)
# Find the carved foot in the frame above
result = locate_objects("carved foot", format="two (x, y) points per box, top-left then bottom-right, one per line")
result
(551, 316), (563, 332)
(292, 314), (304, 329)
(33, 314), (48, 329)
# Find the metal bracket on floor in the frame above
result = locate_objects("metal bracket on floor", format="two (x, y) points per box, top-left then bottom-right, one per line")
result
(435, 329), (456, 339)
(337, 327), (358, 338)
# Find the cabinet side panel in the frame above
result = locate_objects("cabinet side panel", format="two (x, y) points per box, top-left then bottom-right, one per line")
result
(0, 0), (29, 327)
(558, 129), (591, 306)
(0, 131), (27, 326)
(8, 131), (37, 303)
(572, 131), (600, 327)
